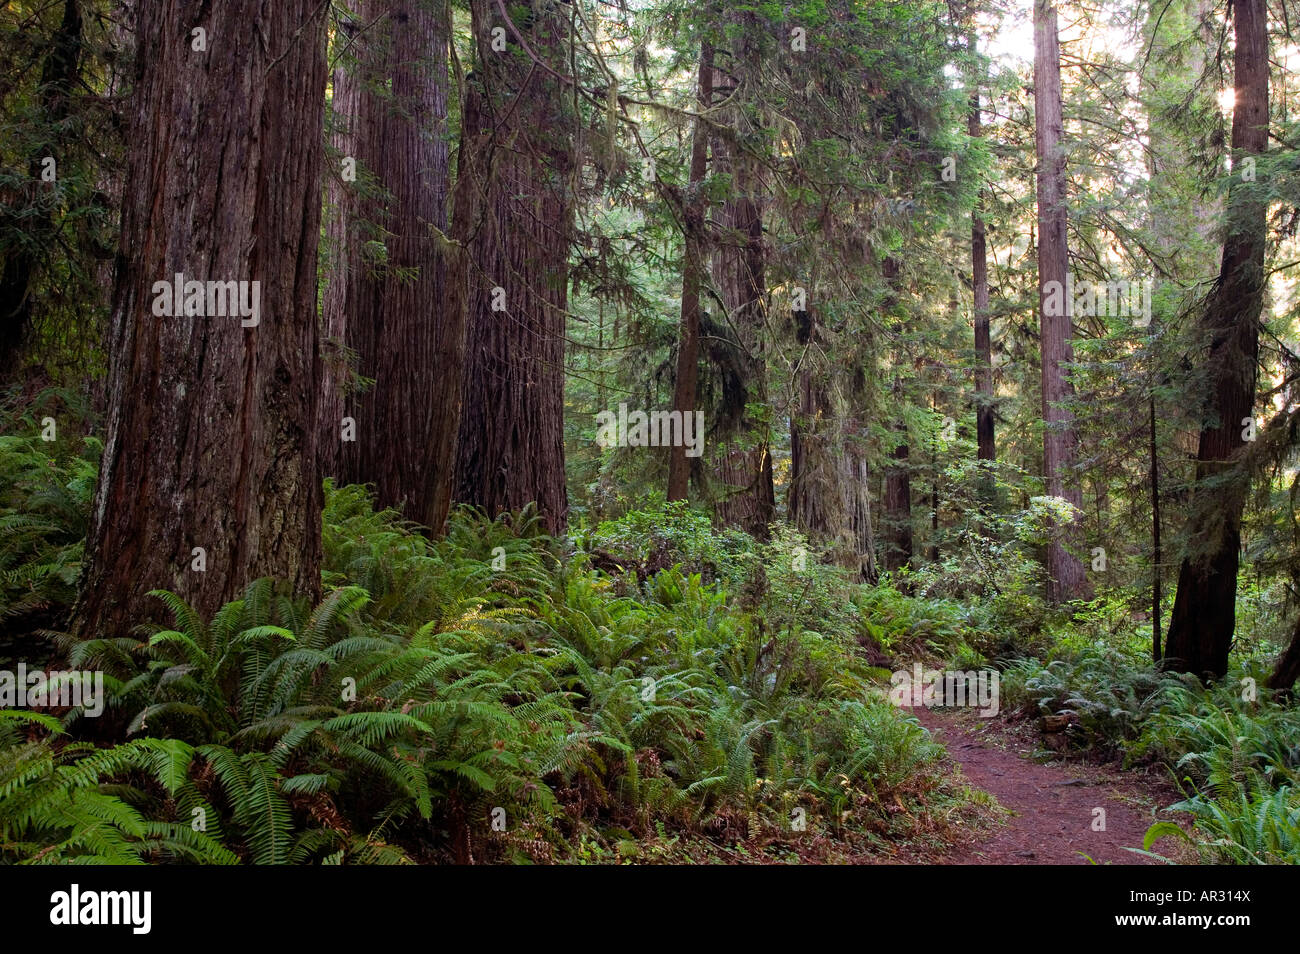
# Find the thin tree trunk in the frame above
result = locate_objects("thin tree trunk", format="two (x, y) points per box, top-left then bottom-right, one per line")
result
(843, 387), (877, 583)
(1164, 0), (1268, 679)
(707, 38), (773, 539)
(788, 303), (829, 535)
(970, 73), (994, 468)
(74, 0), (327, 635)
(881, 256), (911, 572)
(453, 0), (573, 533)
(1034, 0), (1088, 602)
(883, 413), (913, 573)
(667, 43), (713, 502)
(929, 406), (940, 562)
(319, 7), (364, 482)
(1151, 392), (1163, 663)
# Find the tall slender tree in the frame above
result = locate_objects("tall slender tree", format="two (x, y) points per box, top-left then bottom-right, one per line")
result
(969, 47), (994, 468)
(1034, 0), (1088, 601)
(319, 8), (364, 482)
(1163, 0), (1269, 679)
(75, 0), (328, 635)
(882, 258), (913, 573)
(707, 31), (775, 538)
(666, 42), (713, 503)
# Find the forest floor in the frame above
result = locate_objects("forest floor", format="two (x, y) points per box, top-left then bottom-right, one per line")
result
(910, 706), (1190, 865)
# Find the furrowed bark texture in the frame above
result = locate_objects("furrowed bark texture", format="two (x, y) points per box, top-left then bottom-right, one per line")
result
(452, 0), (573, 533)
(328, 0), (456, 530)
(75, 0), (327, 636)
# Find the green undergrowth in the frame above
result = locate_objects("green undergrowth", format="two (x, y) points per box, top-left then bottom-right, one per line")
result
(0, 484), (974, 864)
(2, 403), (1294, 865)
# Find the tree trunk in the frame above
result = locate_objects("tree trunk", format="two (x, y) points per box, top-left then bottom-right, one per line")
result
(707, 40), (774, 539)
(1034, 0), (1088, 602)
(788, 308), (829, 536)
(841, 385), (877, 583)
(452, 0), (573, 533)
(787, 298), (876, 579)
(326, 0), (456, 531)
(74, 0), (327, 635)
(1142, 0), (1220, 667)
(929, 405), (941, 563)
(666, 43), (713, 503)
(881, 257), (911, 573)
(319, 7), (364, 482)
(970, 78), (994, 468)
(1164, 0), (1268, 680)
(1150, 392), (1163, 663)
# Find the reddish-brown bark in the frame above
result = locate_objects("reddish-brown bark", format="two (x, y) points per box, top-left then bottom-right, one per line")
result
(75, 0), (328, 635)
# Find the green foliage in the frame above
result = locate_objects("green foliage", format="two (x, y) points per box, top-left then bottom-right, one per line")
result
(1133, 684), (1300, 795)
(584, 499), (754, 585)
(1160, 786), (1300, 865)
(0, 389), (98, 631)
(1, 486), (951, 863)
(1000, 646), (1197, 751)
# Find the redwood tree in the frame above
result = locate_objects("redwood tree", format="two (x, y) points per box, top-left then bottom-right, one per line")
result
(666, 42), (713, 503)
(1164, 0), (1268, 679)
(969, 61), (994, 467)
(452, 0), (574, 533)
(324, 0), (457, 531)
(1034, 0), (1087, 602)
(75, 0), (328, 635)
(707, 34), (775, 539)
(881, 258), (913, 573)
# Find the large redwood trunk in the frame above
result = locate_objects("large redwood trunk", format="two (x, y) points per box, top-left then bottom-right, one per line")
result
(1164, 0), (1268, 680)
(666, 43), (713, 503)
(325, 0), (456, 530)
(1034, 0), (1088, 602)
(74, 0), (327, 635)
(452, 0), (573, 533)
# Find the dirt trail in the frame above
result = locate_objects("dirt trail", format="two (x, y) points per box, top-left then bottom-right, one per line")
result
(914, 706), (1181, 865)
